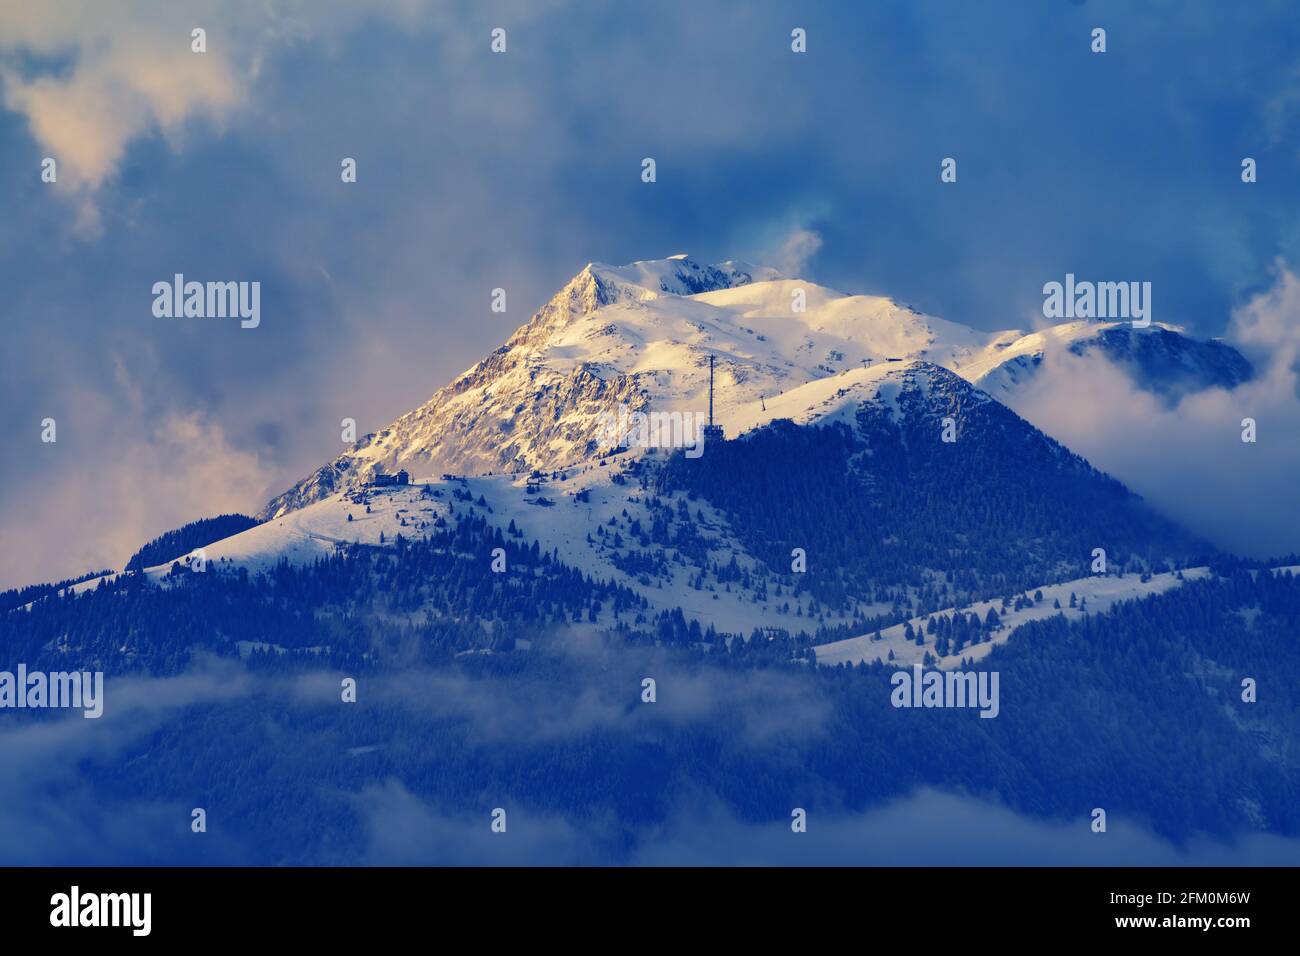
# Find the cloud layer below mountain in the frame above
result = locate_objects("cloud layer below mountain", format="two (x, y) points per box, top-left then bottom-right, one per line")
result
(3, 662), (1296, 866)
(1005, 267), (1300, 560)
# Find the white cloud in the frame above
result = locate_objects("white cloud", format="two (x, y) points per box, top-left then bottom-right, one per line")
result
(0, 4), (245, 232)
(0, 402), (269, 590)
(770, 227), (823, 276)
(630, 788), (1300, 866)
(0, 661), (254, 865)
(1003, 266), (1300, 559)
(0, 0), (439, 231)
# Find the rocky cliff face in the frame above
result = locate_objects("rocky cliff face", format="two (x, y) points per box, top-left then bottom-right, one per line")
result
(259, 257), (768, 519)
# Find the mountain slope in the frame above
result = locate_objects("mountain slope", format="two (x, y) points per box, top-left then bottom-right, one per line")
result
(10, 564), (1300, 863)
(61, 358), (1198, 648)
(658, 361), (1208, 611)
(259, 257), (779, 518)
(967, 321), (1252, 403)
(260, 255), (1252, 521)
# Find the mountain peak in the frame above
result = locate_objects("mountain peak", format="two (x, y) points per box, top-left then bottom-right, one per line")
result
(257, 253), (1253, 520)
(503, 255), (781, 352)
(585, 255), (782, 299)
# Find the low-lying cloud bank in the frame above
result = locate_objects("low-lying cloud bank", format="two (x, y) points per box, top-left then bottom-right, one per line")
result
(0, 664), (254, 865)
(626, 790), (1300, 867)
(1007, 266), (1300, 560)
(347, 781), (1300, 867)
(1, 662), (1297, 866)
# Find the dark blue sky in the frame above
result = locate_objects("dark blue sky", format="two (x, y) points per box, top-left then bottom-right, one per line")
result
(3, 0), (1299, 587)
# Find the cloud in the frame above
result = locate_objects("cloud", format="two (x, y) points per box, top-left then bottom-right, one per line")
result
(0, 4), (245, 233)
(0, 397), (270, 590)
(5, 1), (1300, 592)
(770, 227), (824, 277)
(0, 661), (253, 865)
(350, 779), (601, 866)
(732, 206), (831, 279)
(627, 789), (1300, 866)
(350, 780), (1300, 866)
(2, 660), (1296, 865)
(0, 33), (240, 188)
(0, 0), (440, 232)
(288, 651), (831, 747)
(1001, 266), (1300, 560)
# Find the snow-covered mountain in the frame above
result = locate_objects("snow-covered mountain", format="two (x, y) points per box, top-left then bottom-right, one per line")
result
(260, 254), (1251, 520)
(87, 354), (1203, 645)
(964, 320), (1252, 404)
(51, 256), (1214, 654)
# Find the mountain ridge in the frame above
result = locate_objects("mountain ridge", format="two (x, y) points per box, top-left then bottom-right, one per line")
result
(257, 254), (1252, 520)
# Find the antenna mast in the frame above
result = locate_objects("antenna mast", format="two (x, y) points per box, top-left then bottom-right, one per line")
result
(703, 354), (725, 442)
(708, 354), (715, 428)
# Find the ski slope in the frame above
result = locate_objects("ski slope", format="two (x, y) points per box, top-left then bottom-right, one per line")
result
(813, 567), (1213, 670)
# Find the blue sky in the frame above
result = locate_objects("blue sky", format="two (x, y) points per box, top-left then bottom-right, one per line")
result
(3, 0), (1300, 588)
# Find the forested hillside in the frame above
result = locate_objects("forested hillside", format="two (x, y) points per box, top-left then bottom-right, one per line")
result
(124, 513), (262, 572)
(7, 515), (648, 676)
(5, 538), (1296, 862)
(659, 376), (1210, 610)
